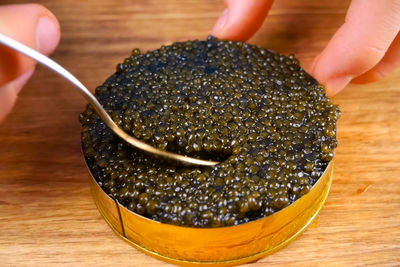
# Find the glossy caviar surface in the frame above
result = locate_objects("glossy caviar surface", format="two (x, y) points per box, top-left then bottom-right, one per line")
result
(80, 36), (340, 227)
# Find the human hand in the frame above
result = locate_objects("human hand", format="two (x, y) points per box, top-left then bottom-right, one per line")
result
(211, 0), (400, 96)
(0, 4), (60, 123)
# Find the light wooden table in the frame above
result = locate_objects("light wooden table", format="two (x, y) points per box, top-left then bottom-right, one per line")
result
(1, 0), (399, 266)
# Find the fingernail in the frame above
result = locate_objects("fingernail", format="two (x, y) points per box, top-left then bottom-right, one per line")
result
(0, 68), (35, 95)
(309, 54), (321, 75)
(212, 9), (229, 35)
(12, 68), (35, 94)
(36, 16), (60, 55)
(0, 68), (35, 123)
(325, 76), (353, 96)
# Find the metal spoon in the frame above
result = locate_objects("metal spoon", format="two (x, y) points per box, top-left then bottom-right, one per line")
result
(0, 33), (218, 167)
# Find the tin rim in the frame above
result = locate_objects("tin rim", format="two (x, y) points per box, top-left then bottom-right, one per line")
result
(85, 152), (333, 266)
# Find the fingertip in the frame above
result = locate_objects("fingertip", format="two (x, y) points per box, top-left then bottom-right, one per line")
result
(0, 82), (17, 123)
(11, 67), (35, 95)
(211, 0), (274, 41)
(211, 9), (229, 38)
(311, 54), (351, 96)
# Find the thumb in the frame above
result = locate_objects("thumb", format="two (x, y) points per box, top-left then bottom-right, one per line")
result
(0, 4), (60, 122)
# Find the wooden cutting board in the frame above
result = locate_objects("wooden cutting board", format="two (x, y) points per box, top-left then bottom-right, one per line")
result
(1, 0), (399, 266)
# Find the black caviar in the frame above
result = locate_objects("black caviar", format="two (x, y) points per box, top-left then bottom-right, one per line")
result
(80, 36), (340, 227)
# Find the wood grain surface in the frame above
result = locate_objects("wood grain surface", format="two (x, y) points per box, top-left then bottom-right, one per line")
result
(1, 0), (399, 266)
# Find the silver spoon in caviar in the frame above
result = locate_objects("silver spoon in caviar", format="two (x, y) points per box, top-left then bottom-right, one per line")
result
(0, 33), (218, 167)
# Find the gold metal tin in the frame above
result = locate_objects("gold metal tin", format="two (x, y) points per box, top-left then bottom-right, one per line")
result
(88, 160), (333, 266)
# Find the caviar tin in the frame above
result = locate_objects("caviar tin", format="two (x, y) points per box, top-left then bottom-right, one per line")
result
(85, 153), (333, 266)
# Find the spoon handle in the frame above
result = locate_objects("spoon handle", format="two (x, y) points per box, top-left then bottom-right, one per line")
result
(0, 33), (218, 167)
